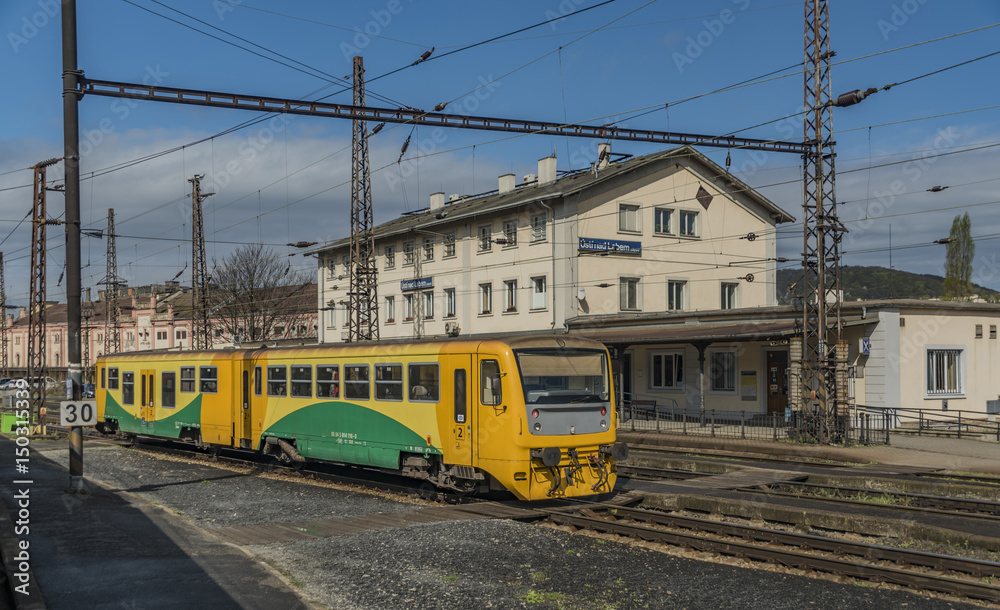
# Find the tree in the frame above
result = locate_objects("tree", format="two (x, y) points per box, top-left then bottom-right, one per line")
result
(942, 212), (975, 301)
(208, 243), (313, 344)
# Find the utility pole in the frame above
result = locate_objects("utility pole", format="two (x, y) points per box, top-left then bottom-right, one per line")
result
(102, 208), (122, 355)
(29, 158), (60, 434)
(189, 174), (212, 350)
(348, 56), (379, 342)
(795, 0), (848, 443)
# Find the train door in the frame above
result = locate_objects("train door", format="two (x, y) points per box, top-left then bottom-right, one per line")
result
(475, 355), (504, 466)
(450, 357), (473, 465)
(140, 369), (155, 434)
(239, 360), (253, 449)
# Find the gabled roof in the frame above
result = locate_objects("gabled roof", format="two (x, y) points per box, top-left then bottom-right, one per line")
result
(306, 145), (795, 255)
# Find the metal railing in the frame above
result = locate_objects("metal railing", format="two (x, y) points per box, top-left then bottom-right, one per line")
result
(882, 406), (1000, 442)
(618, 399), (893, 446)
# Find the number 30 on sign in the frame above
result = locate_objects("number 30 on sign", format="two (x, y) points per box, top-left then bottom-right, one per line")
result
(60, 401), (98, 427)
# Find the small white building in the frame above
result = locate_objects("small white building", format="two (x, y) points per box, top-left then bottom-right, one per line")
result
(310, 145), (794, 342)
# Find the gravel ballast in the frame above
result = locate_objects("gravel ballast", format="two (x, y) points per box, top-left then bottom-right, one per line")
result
(36, 441), (984, 609)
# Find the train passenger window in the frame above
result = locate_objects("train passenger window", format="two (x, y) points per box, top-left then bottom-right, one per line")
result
(454, 369), (467, 423)
(162, 372), (176, 408)
(344, 365), (369, 400)
(108, 367), (119, 390)
(375, 364), (403, 401)
(267, 365), (287, 397)
(180, 367), (195, 392)
(408, 364), (440, 402)
(101, 366), (106, 390)
(254, 366), (262, 397)
(291, 365), (312, 398)
(481, 360), (501, 406)
(316, 365), (339, 399)
(200, 366), (218, 394)
(121, 372), (134, 405)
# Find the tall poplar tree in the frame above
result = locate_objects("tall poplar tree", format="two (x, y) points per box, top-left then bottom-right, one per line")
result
(942, 212), (975, 300)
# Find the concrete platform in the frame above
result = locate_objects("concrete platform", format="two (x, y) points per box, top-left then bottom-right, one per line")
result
(0, 437), (309, 609)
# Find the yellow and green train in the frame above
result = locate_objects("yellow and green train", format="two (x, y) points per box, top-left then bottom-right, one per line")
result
(95, 336), (627, 500)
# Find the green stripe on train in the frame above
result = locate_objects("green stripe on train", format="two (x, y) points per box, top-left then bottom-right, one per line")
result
(264, 401), (440, 470)
(103, 393), (201, 438)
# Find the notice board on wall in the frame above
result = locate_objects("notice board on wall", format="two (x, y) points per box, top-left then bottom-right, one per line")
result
(741, 371), (757, 401)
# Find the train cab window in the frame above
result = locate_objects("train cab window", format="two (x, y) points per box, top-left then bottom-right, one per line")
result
(180, 367), (195, 392)
(344, 365), (369, 400)
(267, 365), (287, 397)
(291, 365), (312, 398)
(162, 372), (176, 408)
(375, 364), (403, 401)
(108, 367), (119, 390)
(101, 366), (106, 390)
(254, 366), (262, 397)
(122, 372), (134, 405)
(481, 360), (501, 406)
(200, 366), (218, 394)
(408, 363), (440, 402)
(316, 365), (340, 399)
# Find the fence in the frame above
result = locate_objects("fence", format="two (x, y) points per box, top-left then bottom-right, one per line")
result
(885, 406), (1000, 442)
(618, 400), (893, 446)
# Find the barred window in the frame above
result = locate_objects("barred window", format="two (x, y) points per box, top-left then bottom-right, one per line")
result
(926, 348), (964, 396)
(709, 351), (737, 393)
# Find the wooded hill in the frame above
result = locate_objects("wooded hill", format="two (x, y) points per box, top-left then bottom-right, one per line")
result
(775, 266), (1000, 304)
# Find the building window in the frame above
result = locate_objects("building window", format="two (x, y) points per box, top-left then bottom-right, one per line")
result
(654, 208), (673, 235)
(176, 329), (187, 340)
(478, 224), (493, 252)
(403, 241), (415, 266)
(422, 237), (434, 262)
(443, 232), (456, 258)
(650, 351), (683, 389)
(156, 330), (167, 341)
(975, 324), (983, 339)
(444, 288), (456, 318)
(721, 282), (738, 310)
(384, 297), (395, 323)
(926, 348), (964, 397)
(502, 219), (517, 246)
(531, 213), (547, 241)
(679, 210), (698, 237)
(326, 257), (337, 279)
(532, 276), (547, 309)
(422, 291), (434, 319)
(404, 294), (414, 321)
(992, 325), (997, 339)
(618, 203), (640, 233)
(375, 364), (404, 401)
(504, 279), (518, 312)
(709, 351), (737, 393)
(384, 244), (395, 269)
(480, 283), (493, 315)
(619, 277), (640, 311)
(267, 365), (287, 397)
(342, 254), (351, 276)
(668, 280), (685, 311)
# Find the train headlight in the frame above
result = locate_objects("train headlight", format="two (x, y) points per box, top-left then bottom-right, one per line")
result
(533, 423), (541, 432)
(531, 409), (539, 418)
(600, 420), (607, 429)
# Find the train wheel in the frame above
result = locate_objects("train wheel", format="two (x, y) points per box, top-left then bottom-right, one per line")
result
(207, 446), (221, 459)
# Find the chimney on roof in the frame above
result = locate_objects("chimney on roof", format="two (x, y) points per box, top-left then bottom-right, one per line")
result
(85, 287), (91, 303)
(597, 143), (611, 169)
(498, 173), (516, 194)
(448, 194), (462, 203)
(430, 192), (445, 210)
(18, 306), (26, 320)
(523, 173), (536, 185)
(538, 155), (556, 185)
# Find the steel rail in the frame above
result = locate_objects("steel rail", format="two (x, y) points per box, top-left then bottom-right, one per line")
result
(616, 465), (708, 480)
(543, 506), (1000, 602)
(626, 444), (854, 468)
(78, 78), (811, 154)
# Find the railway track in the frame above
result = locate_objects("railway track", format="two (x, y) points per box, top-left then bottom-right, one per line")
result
(616, 464), (708, 481)
(627, 444), (855, 469)
(541, 504), (1000, 603)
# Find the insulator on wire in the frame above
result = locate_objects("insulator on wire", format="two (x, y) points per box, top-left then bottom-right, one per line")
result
(833, 87), (878, 107)
(412, 47), (435, 66)
(725, 151), (731, 173)
(397, 135), (412, 163)
(433, 102), (447, 112)
(370, 122), (385, 136)
(927, 185), (949, 192)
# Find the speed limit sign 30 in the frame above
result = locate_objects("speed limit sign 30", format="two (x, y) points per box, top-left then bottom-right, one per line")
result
(60, 400), (98, 427)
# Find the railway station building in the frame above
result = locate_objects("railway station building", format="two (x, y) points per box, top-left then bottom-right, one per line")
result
(310, 144), (1000, 419)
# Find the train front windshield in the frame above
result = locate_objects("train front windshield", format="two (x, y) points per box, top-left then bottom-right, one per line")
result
(514, 349), (610, 405)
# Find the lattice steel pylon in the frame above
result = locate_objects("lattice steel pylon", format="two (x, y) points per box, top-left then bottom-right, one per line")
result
(795, 0), (848, 443)
(102, 208), (122, 355)
(347, 56), (379, 342)
(0, 252), (7, 379)
(189, 174), (212, 350)
(29, 158), (60, 429)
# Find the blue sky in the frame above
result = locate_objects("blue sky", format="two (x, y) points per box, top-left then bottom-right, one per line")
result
(1, 0), (999, 306)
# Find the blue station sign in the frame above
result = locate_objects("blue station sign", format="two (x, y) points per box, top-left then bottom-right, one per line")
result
(401, 277), (433, 291)
(578, 237), (642, 255)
